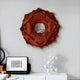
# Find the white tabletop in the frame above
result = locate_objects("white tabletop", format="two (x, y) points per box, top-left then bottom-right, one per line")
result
(0, 74), (8, 80)
(11, 72), (67, 76)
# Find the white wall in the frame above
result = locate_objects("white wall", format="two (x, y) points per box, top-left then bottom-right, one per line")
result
(0, 0), (80, 79)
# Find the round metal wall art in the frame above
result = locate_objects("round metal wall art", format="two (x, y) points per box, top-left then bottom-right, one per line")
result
(20, 8), (60, 48)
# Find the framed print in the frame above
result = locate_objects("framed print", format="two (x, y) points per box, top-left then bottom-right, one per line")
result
(6, 56), (29, 74)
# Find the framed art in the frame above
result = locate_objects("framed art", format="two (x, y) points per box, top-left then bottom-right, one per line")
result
(6, 56), (30, 74)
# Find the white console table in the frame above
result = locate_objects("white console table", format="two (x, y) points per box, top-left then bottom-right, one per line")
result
(0, 74), (8, 80)
(7, 73), (67, 80)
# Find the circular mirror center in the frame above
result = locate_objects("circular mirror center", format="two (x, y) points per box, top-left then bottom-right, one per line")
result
(35, 23), (45, 33)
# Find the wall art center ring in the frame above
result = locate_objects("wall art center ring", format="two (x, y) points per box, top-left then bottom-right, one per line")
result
(20, 8), (60, 48)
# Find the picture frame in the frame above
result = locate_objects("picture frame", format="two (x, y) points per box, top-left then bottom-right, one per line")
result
(6, 56), (29, 74)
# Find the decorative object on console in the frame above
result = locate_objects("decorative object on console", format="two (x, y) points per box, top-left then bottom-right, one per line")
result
(43, 56), (58, 73)
(0, 48), (5, 64)
(20, 8), (60, 48)
(6, 56), (31, 74)
(0, 64), (6, 73)
(0, 48), (6, 73)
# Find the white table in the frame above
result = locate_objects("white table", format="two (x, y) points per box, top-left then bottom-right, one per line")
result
(0, 74), (8, 80)
(7, 73), (67, 80)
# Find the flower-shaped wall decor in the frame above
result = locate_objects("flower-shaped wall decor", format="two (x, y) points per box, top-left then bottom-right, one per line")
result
(20, 8), (60, 48)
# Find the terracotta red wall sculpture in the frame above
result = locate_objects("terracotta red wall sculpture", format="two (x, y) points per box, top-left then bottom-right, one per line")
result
(20, 8), (60, 48)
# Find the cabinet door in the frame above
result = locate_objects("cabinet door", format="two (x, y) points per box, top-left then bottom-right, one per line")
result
(24, 75), (45, 80)
(46, 75), (67, 80)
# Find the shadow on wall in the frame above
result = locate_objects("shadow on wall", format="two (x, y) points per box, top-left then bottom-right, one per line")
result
(55, 54), (80, 80)
(55, 54), (68, 73)
(68, 74), (80, 80)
